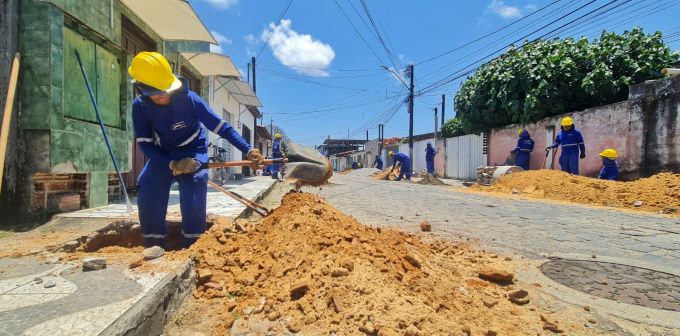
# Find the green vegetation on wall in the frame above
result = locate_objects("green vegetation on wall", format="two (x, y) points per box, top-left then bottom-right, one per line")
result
(441, 117), (467, 138)
(454, 28), (680, 133)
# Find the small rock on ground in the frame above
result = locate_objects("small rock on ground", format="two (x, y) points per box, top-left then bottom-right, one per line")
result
(508, 289), (530, 305)
(419, 220), (432, 232)
(82, 257), (107, 271)
(43, 279), (56, 288)
(404, 324), (421, 336)
(478, 267), (514, 283)
(142, 246), (165, 260)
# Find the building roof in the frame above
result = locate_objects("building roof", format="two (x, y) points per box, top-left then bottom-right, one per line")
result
(256, 125), (271, 140)
(180, 52), (241, 77)
(215, 77), (262, 108)
(120, 0), (216, 43)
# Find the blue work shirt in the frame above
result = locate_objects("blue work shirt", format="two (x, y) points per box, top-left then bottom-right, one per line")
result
(515, 131), (534, 154)
(272, 138), (283, 158)
(425, 145), (436, 161)
(598, 158), (620, 181)
(393, 152), (409, 166)
(132, 88), (251, 167)
(374, 156), (383, 169)
(550, 128), (585, 156)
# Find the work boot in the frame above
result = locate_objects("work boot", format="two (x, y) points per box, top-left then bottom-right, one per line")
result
(182, 237), (199, 249)
(143, 237), (166, 249)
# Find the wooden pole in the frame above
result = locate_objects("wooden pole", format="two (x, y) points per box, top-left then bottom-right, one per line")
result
(0, 53), (20, 192)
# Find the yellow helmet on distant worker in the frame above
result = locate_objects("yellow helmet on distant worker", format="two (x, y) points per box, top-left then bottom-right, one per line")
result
(388, 151), (394, 157)
(128, 51), (182, 93)
(517, 128), (524, 136)
(561, 116), (574, 126)
(598, 148), (618, 159)
(275, 133), (282, 139)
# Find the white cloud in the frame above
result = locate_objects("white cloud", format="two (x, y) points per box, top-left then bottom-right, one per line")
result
(244, 34), (258, 44)
(487, 0), (522, 19)
(205, 0), (238, 9)
(260, 19), (335, 77)
(210, 31), (232, 54)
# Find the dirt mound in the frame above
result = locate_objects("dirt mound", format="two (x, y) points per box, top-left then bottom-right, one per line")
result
(416, 174), (446, 186)
(371, 169), (395, 180)
(177, 192), (588, 335)
(473, 170), (680, 215)
(338, 168), (353, 175)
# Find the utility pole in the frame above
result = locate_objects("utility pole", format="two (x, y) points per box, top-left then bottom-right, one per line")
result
(247, 63), (250, 83)
(407, 64), (414, 169)
(434, 107), (438, 142)
(441, 94), (446, 127)
(366, 130), (369, 142)
(251, 57), (256, 93)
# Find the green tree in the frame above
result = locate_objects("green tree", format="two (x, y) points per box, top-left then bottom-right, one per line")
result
(441, 117), (466, 138)
(454, 28), (679, 133)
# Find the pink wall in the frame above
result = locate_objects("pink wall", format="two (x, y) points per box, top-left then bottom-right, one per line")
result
(489, 101), (635, 177)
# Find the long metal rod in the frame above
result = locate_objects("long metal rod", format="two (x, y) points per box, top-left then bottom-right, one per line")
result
(75, 50), (132, 213)
(207, 180), (268, 216)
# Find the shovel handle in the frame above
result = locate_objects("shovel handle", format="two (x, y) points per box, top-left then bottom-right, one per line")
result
(207, 158), (288, 169)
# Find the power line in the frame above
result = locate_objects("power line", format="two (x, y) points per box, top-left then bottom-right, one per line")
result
(260, 68), (396, 93)
(257, 65), (383, 79)
(257, 0), (294, 58)
(332, 0), (388, 67)
(358, 0), (402, 68)
(415, 0), (564, 66)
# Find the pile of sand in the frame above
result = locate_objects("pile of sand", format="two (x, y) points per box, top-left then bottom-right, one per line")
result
(416, 174), (446, 186)
(473, 170), (680, 215)
(171, 192), (588, 335)
(338, 168), (353, 175)
(371, 169), (395, 180)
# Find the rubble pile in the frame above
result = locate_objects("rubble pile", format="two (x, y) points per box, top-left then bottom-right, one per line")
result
(474, 170), (680, 215)
(169, 192), (589, 335)
(476, 166), (498, 186)
(416, 173), (446, 186)
(371, 169), (396, 180)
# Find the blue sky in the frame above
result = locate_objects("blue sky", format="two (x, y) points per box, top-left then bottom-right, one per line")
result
(191, 0), (680, 147)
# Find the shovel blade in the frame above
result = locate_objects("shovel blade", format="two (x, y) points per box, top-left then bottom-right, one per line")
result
(284, 143), (333, 186)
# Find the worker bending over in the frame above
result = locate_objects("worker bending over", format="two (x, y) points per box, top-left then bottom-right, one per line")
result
(546, 117), (585, 175)
(425, 142), (436, 175)
(373, 155), (383, 170)
(129, 52), (264, 248)
(388, 151), (411, 181)
(598, 148), (620, 181)
(514, 129), (534, 170)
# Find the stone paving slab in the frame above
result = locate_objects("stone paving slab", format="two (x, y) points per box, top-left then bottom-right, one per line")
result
(0, 177), (277, 336)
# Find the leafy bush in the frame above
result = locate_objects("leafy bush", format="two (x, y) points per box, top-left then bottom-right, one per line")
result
(454, 28), (679, 133)
(441, 117), (466, 138)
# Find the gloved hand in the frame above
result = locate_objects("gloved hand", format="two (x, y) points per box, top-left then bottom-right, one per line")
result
(169, 158), (200, 176)
(580, 152), (586, 159)
(247, 149), (265, 170)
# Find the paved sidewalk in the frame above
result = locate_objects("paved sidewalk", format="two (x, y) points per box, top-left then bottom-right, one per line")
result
(312, 174), (680, 334)
(0, 177), (276, 336)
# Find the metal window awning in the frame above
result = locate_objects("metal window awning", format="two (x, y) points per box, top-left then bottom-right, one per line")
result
(120, 0), (216, 43)
(180, 52), (241, 77)
(215, 77), (262, 108)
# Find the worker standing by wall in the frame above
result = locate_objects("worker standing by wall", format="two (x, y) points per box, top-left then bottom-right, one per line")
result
(373, 155), (383, 170)
(546, 117), (586, 175)
(388, 151), (411, 181)
(129, 52), (264, 249)
(425, 142), (436, 175)
(514, 129), (534, 170)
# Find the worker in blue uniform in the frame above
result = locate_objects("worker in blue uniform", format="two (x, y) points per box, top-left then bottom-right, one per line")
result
(514, 129), (535, 170)
(352, 161), (359, 170)
(129, 52), (264, 249)
(388, 151), (411, 181)
(598, 148), (620, 181)
(373, 155), (383, 170)
(425, 142), (436, 175)
(546, 117), (585, 175)
(272, 133), (283, 179)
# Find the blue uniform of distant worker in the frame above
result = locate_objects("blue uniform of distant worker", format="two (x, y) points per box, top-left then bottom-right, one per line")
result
(515, 129), (534, 170)
(352, 161), (359, 170)
(425, 142), (436, 175)
(547, 117), (585, 175)
(389, 152), (411, 181)
(128, 52), (263, 248)
(598, 148), (620, 181)
(373, 155), (383, 170)
(272, 135), (283, 179)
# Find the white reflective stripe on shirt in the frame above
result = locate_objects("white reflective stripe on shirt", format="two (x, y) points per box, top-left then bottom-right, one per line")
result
(562, 143), (579, 147)
(518, 149), (531, 151)
(136, 137), (154, 143)
(177, 129), (201, 147)
(181, 230), (203, 238)
(142, 233), (166, 238)
(213, 120), (226, 133)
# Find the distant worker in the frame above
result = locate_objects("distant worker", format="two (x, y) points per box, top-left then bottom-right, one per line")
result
(546, 116), (585, 175)
(388, 151), (411, 181)
(358, 162), (363, 168)
(373, 155), (383, 170)
(272, 133), (283, 179)
(352, 161), (359, 170)
(129, 52), (264, 248)
(514, 129), (535, 170)
(598, 148), (620, 181)
(425, 142), (436, 175)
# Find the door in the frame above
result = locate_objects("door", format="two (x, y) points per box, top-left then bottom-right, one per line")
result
(122, 16), (157, 190)
(242, 125), (251, 176)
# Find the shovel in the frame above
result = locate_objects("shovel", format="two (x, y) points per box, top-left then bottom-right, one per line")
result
(208, 143), (333, 186)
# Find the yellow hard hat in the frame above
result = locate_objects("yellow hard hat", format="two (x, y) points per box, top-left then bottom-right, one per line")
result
(598, 148), (618, 159)
(275, 133), (282, 139)
(561, 116), (574, 126)
(517, 128), (524, 136)
(128, 52), (182, 93)
(388, 151), (394, 157)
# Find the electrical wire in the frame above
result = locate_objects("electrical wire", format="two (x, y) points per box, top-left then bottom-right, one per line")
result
(256, 0), (294, 58)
